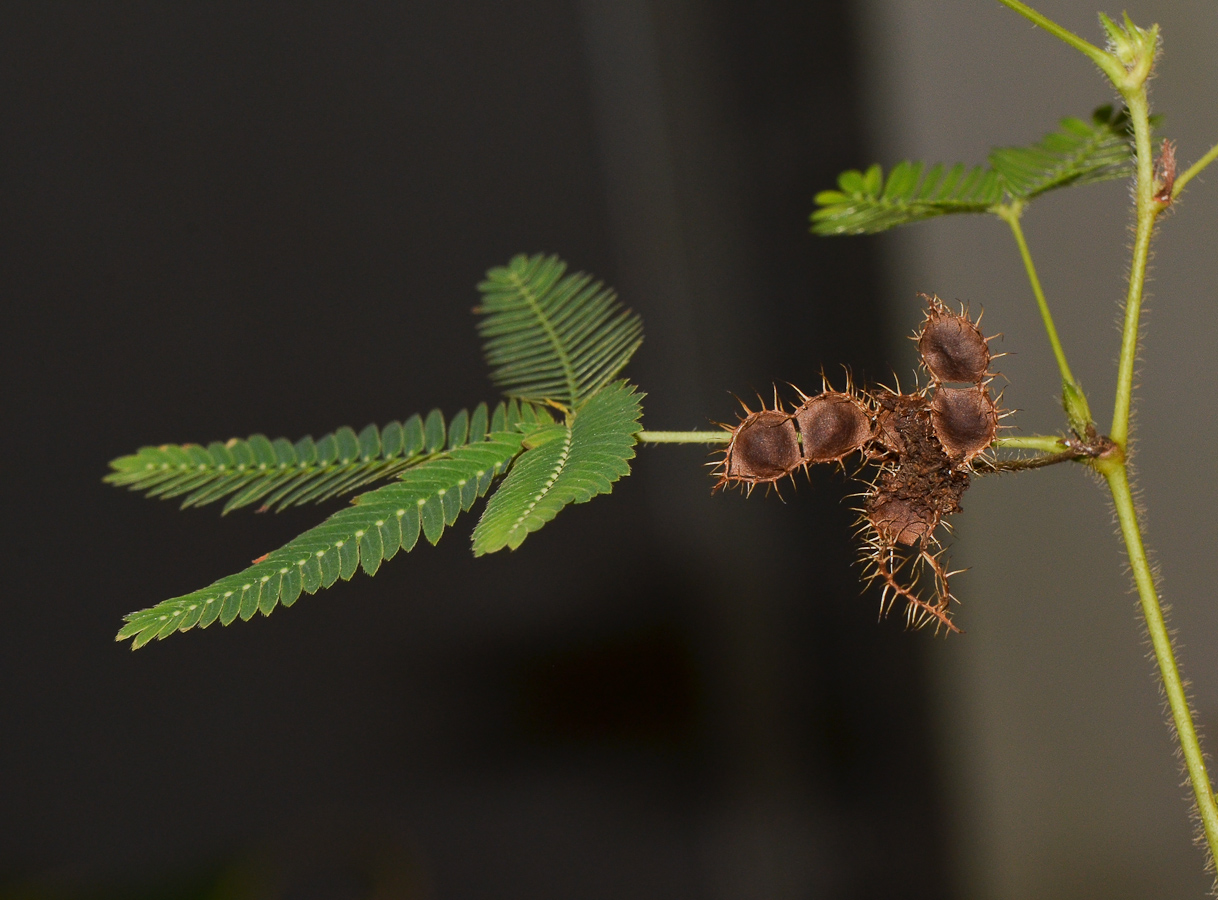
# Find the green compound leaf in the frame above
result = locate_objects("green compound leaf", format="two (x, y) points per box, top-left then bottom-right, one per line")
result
(471, 381), (644, 556)
(116, 432), (526, 648)
(812, 161), (1000, 235)
(476, 254), (644, 408)
(812, 106), (1136, 235)
(106, 402), (526, 514)
(988, 105), (1135, 199)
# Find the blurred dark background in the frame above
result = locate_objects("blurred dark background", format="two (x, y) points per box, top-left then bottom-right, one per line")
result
(5, 2), (948, 897)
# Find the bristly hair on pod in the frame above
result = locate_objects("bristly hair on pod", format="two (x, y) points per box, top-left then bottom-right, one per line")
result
(712, 392), (801, 494)
(916, 293), (992, 385)
(930, 385), (998, 465)
(790, 379), (874, 466)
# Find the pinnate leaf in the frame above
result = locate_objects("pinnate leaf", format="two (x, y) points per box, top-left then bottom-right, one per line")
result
(812, 161), (999, 235)
(477, 254), (643, 407)
(471, 381), (643, 555)
(812, 106), (1137, 235)
(116, 432), (525, 648)
(989, 105), (1135, 199)
(106, 402), (522, 514)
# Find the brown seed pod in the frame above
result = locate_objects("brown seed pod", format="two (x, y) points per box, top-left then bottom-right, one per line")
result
(930, 385), (998, 464)
(917, 295), (990, 384)
(867, 496), (933, 546)
(717, 409), (801, 489)
(792, 391), (873, 464)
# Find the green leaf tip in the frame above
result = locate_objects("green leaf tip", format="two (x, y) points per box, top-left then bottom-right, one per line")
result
(105, 404), (498, 515)
(1062, 378), (1095, 436)
(116, 427), (529, 648)
(812, 106), (1137, 236)
(476, 254), (644, 408)
(471, 381), (644, 556)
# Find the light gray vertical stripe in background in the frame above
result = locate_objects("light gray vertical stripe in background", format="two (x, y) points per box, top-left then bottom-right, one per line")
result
(858, 1), (1218, 897)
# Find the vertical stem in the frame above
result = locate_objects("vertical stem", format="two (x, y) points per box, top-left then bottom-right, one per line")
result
(1110, 88), (1158, 448)
(1102, 461), (1218, 865)
(1103, 69), (1218, 869)
(990, 1), (1217, 873)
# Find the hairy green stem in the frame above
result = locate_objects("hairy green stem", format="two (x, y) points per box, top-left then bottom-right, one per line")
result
(1173, 139), (1218, 201)
(1110, 88), (1158, 448)
(994, 435), (1068, 453)
(641, 432), (1070, 452)
(1095, 21), (1218, 871)
(1101, 461), (1218, 864)
(992, 0), (1218, 874)
(637, 430), (728, 444)
(997, 202), (1093, 432)
(996, 204), (1080, 390)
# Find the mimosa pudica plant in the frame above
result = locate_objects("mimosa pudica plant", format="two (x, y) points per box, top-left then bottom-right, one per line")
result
(106, 1), (1218, 887)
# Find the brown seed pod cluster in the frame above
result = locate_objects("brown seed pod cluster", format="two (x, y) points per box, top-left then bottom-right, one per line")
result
(715, 384), (872, 492)
(713, 295), (1004, 633)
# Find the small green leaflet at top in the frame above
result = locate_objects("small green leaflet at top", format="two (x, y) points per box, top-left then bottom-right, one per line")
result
(812, 106), (1138, 235)
(477, 254), (644, 409)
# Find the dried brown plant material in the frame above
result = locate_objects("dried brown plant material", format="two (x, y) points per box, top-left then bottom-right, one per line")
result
(917, 295), (991, 384)
(1154, 139), (1177, 204)
(931, 385), (998, 464)
(715, 408), (800, 491)
(857, 387), (974, 631)
(861, 400), (970, 633)
(870, 395), (906, 458)
(864, 392), (969, 537)
(792, 390), (873, 464)
(869, 546), (961, 632)
(712, 292), (1009, 632)
(867, 497), (932, 546)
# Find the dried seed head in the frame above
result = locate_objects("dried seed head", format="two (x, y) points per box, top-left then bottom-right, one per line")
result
(792, 391), (872, 464)
(871, 402), (904, 457)
(931, 385), (997, 463)
(719, 409), (800, 487)
(917, 296), (990, 384)
(869, 388), (930, 459)
(867, 497), (932, 546)
(710, 287), (1010, 633)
